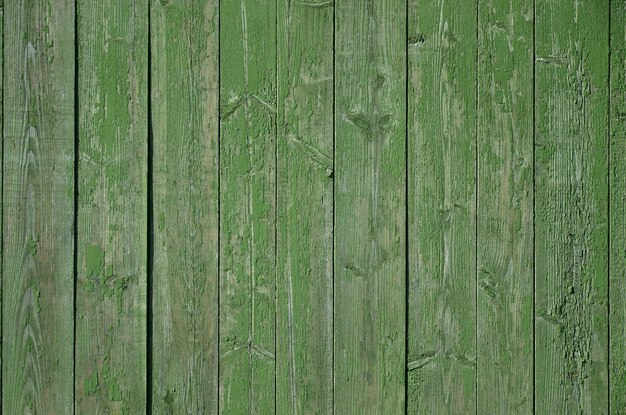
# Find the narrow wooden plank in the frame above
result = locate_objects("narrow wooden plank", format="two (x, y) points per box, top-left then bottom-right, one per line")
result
(219, 0), (276, 412)
(0, 0), (4, 406)
(407, 0), (477, 412)
(150, 1), (219, 413)
(610, 2), (626, 413)
(2, 0), (74, 413)
(476, 0), (533, 412)
(75, 1), (148, 413)
(535, 0), (609, 412)
(276, 1), (333, 413)
(334, 0), (406, 412)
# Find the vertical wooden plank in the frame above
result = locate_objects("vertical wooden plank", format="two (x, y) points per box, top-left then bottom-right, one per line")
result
(407, 0), (477, 412)
(150, 1), (219, 413)
(75, 0), (148, 413)
(2, 0), (74, 413)
(535, 0), (609, 412)
(0, 0), (3, 403)
(334, 0), (406, 412)
(219, 0), (276, 413)
(476, 0), (533, 412)
(276, 1), (333, 414)
(610, 1), (626, 413)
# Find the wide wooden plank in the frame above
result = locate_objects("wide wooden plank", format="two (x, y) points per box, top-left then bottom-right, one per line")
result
(610, 2), (626, 413)
(150, 1), (219, 413)
(218, 0), (276, 412)
(407, 1), (477, 412)
(75, 1), (148, 413)
(534, 0), (609, 412)
(476, 0), (533, 412)
(334, 1), (406, 412)
(2, 0), (74, 413)
(276, 1), (333, 414)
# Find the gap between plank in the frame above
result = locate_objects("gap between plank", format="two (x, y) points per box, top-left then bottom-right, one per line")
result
(146, 2), (154, 413)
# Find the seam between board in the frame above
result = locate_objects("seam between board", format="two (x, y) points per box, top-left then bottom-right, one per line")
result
(404, 0), (409, 413)
(217, 0), (222, 412)
(607, 1), (611, 412)
(331, 1), (336, 413)
(73, 1), (79, 414)
(532, 0), (537, 414)
(474, 1), (479, 414)
(146, 1), (154, 413)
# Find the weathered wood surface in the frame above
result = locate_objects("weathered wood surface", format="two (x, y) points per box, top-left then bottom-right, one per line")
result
(0, 2), (623, 414)
(407, 0), (477, 412)
(477, 0), (534, 413)
(610, 1), (626, 413)
(276, 0), (334, 414)
(2, 0), (74, 413)
(150, 1), (220, 413)
(219, 0), (277, 413)
(334, 0), (406, 413)
(535, 0), (609, 413)
(75, 0), (148, 413)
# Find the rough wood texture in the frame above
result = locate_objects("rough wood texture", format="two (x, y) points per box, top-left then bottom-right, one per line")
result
(334, 0), (406, 412)
(75, 1), (148, 413)
(535, 0), (609, 413)
(2, 0), (74, 413)
(150, 1), (219, 413)
(476, 0), (534, 413)
(407, 1), (477, 412)
(276, 1), (334, 414)
(610, 1), (626, 413)
(0, 0), (3, 403)
(218, 0), (276, 412)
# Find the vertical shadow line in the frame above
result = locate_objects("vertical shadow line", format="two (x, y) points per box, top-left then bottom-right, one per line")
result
(607, 0), (612, 412)
(532, 0), (537, 413)
(474, 1), (479, 413)
(404, 0), (409, 412)
(146, 1), (154, 413)
(216, 0), (222, 411)
(73, 2), (79, 414)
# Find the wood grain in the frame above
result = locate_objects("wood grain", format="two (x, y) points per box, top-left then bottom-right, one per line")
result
(534, 0), (609, 412)
(334, 0), (406, 412)
(2, 0), (74, 413)
(276, 0), (334, 414)
(150, 1), (219, 413)
(75, 0), (148, 413)
(407, 0), (477, 412)
(476, 0), (534, 412)
(610, 1), (626, 413)
(219, 0), (277, 412)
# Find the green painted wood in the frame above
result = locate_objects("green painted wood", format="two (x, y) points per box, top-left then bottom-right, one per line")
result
(218, 0), (276, 412)
(534, 0), (609, 413)
(276, 1), (333, 414)
(610, 1), (626, 413)
(334, 0), (406, 412)
(150, 1), (219, 413)
(476, 1), (534, 413)
(75, 1), (148, 413)
(0, 0), (3, 406)
(2, 0), (74, 413)
(407, 1), (477, 412)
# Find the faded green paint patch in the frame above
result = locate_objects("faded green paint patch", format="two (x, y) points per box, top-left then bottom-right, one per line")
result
(85, 244), (105, 277)
(27, 234), (39, 256)
(84, 371), (99, 396)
